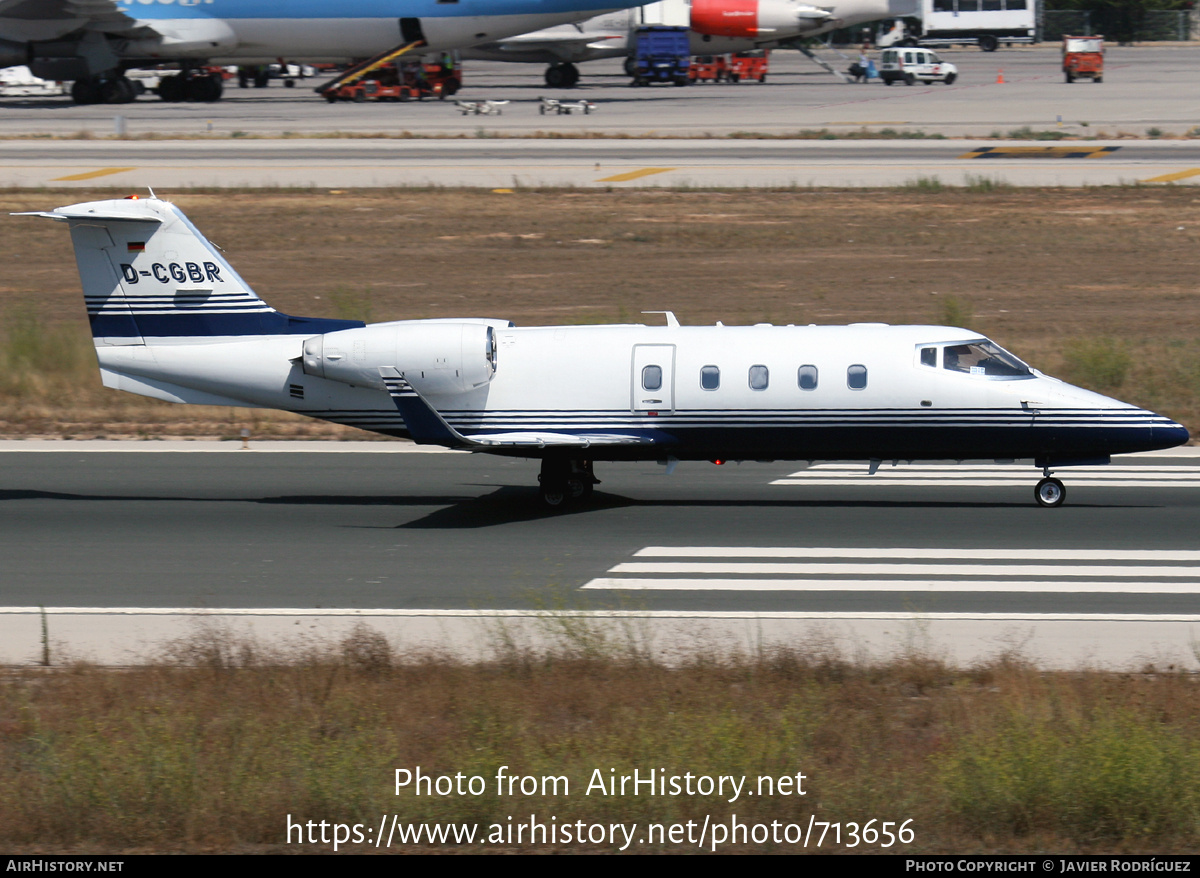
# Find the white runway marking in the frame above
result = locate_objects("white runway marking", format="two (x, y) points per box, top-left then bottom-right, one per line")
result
(584, 546), (1200, 600)
(585, 579), (1200, 594)
(770, 463), (1200, 488)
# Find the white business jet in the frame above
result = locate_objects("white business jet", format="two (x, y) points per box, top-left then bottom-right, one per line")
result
(0, 0), (636, 104)
(22, 196), (1189, 508)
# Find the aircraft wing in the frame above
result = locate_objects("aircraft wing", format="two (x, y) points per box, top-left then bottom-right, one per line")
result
(0, 0), (145, 42)
(473, 32), (623, 62)
(380, 369), (666, 450)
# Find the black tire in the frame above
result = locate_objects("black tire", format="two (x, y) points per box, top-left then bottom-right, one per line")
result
(1035, 477), (1066, 508)
(978, 35), (998, 52)
(352, 90), (365, 102)
(1065, 71), (1074, 83)
(71, 78), (101, 105)
(943, 72), (956, 85)
(1094, 75), (1102, 83)
(904, 72), (915, 86)
(729, 72), (740, 83)
(545, 65), (568, 88)
(883, 76), (894, 86)
(254, 69), (270, 88)
(284, 79), (295, 88)
(157, 74), (186, 102)
(759, 74), (766, 83)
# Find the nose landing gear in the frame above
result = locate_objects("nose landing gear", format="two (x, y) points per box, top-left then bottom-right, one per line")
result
(1035, 466), (1066, 508)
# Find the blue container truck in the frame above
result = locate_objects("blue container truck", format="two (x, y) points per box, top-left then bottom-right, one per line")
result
(631, 26), (690, 87)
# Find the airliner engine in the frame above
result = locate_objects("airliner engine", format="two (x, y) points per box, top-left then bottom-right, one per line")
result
(301, 320), (501, 395)
(690, 0), (837, 39)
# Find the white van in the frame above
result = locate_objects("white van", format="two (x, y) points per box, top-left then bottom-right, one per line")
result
(878, 48), (958, 85)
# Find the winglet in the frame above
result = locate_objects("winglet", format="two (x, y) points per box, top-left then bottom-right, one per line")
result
(380, 367), (473, 448)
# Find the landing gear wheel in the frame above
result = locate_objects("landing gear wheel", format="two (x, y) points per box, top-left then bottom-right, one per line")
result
(540, 482), (567, 507)
(71, 78), (101, 105)
(545, 63), (578, 88)
(1035, 477), (1066, 508)
(188, 74), (223, 102)
(157, 74), (186, 102)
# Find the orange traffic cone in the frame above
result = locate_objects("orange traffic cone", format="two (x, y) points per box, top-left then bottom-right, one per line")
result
(996, 69), (1005, 84)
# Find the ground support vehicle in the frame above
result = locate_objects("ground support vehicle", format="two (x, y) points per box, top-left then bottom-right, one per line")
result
(324, 60), (460, 102)
(1062, 35), (1103, 83)
(630, 26), (690, 86)
(876, 0), (1038, 52)
(878, 47), (957, 85)
(727, 50), (768, 83)
(689, 55), (728, 83)
(539, 96), (595, 114)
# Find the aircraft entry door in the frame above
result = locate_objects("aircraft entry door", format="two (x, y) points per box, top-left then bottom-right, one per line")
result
(631, 344), (676, 414)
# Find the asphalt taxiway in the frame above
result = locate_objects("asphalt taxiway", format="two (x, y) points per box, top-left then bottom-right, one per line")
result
(3, 46), (1200, 187)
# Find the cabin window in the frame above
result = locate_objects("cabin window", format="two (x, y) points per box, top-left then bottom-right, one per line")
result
(700, 365), (720, 390)
(942, 340), (1032, 378)
(642, 365), (663, 391)
(932, 0), (953, 9)
(847, 364), (868, 390)
(1006, 0), (1027, 8)
(982, 0), (1002, 9)
(749, 365), (769, 391)
(920, 347), (937, 367)
(798, 365), (818, 390)
(958, 0), (979, 10)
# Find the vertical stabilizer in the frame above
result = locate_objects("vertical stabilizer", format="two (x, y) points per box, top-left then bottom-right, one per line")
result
(19, 196), (361, 342)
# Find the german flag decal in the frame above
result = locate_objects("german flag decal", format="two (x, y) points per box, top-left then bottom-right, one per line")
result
(127, 242), (146, 252)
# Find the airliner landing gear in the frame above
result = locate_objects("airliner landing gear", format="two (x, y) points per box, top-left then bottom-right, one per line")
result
(538, 458), (597, 507)
(1035, 470), (1066, 508)
(71, 76), (137, 104)
(157, 72), (223, 102)
(544, 62), (580, 88)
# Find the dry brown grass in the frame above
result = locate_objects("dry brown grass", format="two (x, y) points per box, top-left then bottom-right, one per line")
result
(3, 186), (1198, 436)
(2, 625), (1199, 853)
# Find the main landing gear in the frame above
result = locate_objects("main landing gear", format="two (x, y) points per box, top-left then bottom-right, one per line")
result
(538, 458), (598, 508)
(1035, 467), (1066, 508)
(544, 62), (580, 88)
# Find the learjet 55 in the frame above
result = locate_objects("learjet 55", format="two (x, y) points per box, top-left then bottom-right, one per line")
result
(23, 196), (1189, 507)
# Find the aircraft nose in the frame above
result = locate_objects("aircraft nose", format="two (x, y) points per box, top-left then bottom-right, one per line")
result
(1154, 420), (1190, 449)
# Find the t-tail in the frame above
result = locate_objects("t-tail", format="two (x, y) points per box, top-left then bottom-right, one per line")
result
(19, 195), (363, 410)
(19, 195), (360, 344)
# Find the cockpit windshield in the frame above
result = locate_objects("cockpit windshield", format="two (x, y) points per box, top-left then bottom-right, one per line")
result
(942, 340), (1032, 378)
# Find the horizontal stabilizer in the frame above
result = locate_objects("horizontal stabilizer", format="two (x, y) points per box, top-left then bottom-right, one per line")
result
(14, 208), (162, 223)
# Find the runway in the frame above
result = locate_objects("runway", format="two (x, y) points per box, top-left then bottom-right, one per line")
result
(2, 443), (1198, 668)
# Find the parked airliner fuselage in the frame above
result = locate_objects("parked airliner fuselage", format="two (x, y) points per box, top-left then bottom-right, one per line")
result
(25, 196), (1189, 508)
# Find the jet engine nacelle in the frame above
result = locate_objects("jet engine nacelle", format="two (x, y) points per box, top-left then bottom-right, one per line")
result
(690, 0), (835, 39)
(301, 321), (498, 395)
